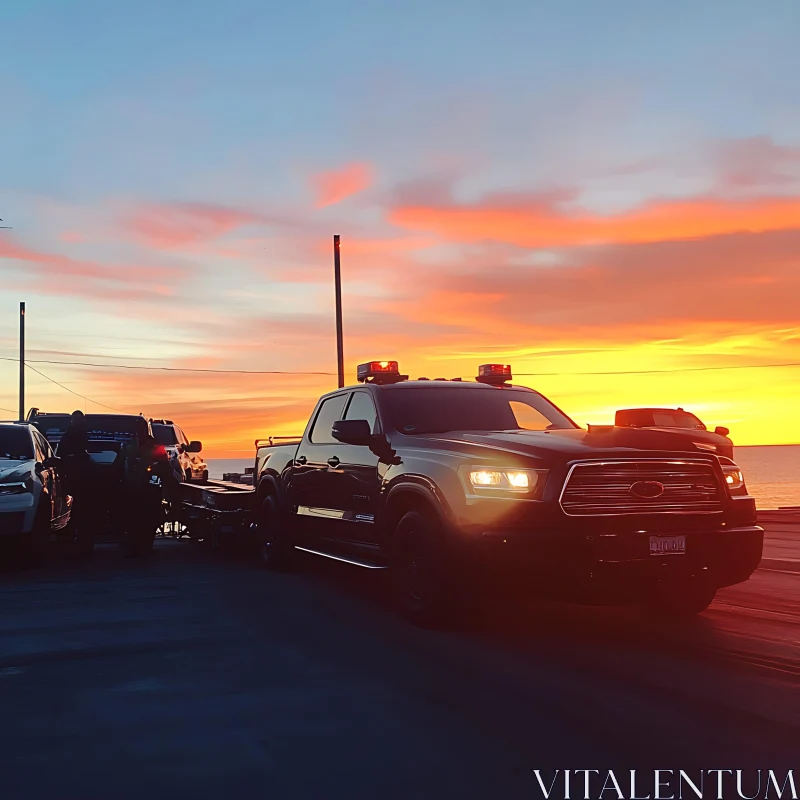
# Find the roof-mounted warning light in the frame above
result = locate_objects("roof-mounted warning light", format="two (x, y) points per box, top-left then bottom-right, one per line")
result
(476, 363), (512, 386)
(357, 360), (409, 385)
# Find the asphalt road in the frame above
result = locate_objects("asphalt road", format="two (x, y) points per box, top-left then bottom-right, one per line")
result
(1, 521), (798, 800)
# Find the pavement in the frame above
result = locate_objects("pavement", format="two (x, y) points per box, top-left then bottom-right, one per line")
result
(0, 516), (798, 799)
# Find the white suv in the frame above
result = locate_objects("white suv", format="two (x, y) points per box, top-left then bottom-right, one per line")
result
(0, 421), (72, 556)
(150, 420), (208, 482)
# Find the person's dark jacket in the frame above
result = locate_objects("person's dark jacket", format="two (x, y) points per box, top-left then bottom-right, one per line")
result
(57, 424), (91, 494)
(57, 425), (90, 460)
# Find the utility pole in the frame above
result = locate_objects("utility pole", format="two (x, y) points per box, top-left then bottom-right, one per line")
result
(19, 302), (25, 421)
(333, 234), (345, 388)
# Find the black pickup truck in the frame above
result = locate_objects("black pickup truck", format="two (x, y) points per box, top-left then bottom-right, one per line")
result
(197, 361), (764, 626)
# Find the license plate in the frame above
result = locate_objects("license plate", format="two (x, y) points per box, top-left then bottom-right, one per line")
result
(649, 535), (686, 555)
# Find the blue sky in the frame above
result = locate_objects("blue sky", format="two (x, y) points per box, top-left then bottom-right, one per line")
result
(1, 0), (799, 446)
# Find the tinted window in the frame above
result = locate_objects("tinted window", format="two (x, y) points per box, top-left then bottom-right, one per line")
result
(309, 394), (348, 444)
(383, 388), (575, 435)
(32, 430), (52, 461)
(84, 415), (148, 438)
(31, 416), (70, 442)
(652, 412), (705, 430)
(344, 392), (378, 434)
(153, 425), (178, 446)
(0, 427), (34, 460)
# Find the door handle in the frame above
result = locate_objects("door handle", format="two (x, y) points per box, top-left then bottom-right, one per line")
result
(295, 455), (307, 465)
(327, 456), (340, 468)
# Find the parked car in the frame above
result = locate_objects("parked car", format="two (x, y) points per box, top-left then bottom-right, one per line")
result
(29, 411), (155, 541)
(0, 421), (72, 558)
(150, 420), (207, 482)
(614, 407), (734, 458)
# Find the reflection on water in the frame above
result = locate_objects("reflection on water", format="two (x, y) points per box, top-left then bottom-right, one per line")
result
(733, 445), (800, 509)
(206, 444), (800, 510)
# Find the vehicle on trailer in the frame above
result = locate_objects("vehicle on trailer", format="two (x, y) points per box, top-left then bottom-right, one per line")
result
(150, 419), (207, 482)
(0, 421), (72, 559)
(614, 407), (734, 459)
(180, 361), (763, 626)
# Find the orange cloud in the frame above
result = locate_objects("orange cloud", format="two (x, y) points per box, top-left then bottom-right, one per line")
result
(0, 235), (184, 302)
(390, 194), (800, 248)
(312, 162), (374, 208)
(124, 202), (265, 249)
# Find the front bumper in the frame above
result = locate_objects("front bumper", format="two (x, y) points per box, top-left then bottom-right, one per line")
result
(468, 524), (764, 599)
(0, 494), (36, 537)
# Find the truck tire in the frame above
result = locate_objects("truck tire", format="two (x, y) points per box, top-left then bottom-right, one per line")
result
(641, 580), (717, 617)
(18, 501), (51, 566)
(391, 510), (454, 628)
(257, 495), (293, 571)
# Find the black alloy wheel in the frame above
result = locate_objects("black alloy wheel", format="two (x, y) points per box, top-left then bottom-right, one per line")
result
(257, 496), (293, 571)
(391, 510), (453, 628)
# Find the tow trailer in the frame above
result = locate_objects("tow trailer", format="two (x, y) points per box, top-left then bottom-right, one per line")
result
(173, 436), (300, 549)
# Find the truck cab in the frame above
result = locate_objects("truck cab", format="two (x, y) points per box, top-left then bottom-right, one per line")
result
(252, 361), (763, 626)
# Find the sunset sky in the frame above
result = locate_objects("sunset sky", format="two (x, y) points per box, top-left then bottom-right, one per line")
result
(2, 1), (799, 455)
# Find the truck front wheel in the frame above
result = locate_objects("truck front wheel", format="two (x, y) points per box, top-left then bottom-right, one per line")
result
(257, 496), (293, 571)
(391, 510), (455, 628)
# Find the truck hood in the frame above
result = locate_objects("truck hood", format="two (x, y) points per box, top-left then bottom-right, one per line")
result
(0, 459), (34, 482)
(427, 427), (722, 463)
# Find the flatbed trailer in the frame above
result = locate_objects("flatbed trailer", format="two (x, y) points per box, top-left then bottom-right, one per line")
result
(176, 479), (256, 548)
(174, 436), (301, 549)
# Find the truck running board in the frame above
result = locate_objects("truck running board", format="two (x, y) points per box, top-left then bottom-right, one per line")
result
(294, 546), (388, 570)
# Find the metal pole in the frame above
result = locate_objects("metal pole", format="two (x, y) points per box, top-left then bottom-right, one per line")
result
(19, 302), (25, 421)
(333, 235), (345, 388)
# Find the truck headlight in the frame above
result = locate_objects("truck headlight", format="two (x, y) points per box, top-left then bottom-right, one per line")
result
(462, 467), (548, 498)
(721, 464), (747, 496)
(0, 482), (30, 496)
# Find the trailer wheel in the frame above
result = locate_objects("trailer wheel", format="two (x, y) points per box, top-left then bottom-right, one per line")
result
(258, 495), (293, 571)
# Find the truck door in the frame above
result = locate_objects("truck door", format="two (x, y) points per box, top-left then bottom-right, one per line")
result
(333, 390), (381, 547)
(289, 392), (350, 546)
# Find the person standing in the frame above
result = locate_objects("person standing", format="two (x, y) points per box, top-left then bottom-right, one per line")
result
(115, 435), (166, 557)
(56, 410), (94, 557)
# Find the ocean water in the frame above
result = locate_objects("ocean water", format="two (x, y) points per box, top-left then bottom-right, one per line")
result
(206, 444), (800, 510)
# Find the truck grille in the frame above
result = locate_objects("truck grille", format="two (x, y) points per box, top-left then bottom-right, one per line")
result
(560, 460), (723, 516)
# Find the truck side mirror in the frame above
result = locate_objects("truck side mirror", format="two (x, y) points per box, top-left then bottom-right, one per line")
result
(714, 426), (730, 437)
(331, 420), (372, 446)
(187, 441), (203, 453)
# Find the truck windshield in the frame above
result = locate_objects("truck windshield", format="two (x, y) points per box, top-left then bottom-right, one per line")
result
(383, 388), (576, 435)
(84, 415), (147, 438)
(0, 427), (34, 460)
(30, 416), (70, 442)
(651, 412), (705, 430)
(152, 425), (178, 446)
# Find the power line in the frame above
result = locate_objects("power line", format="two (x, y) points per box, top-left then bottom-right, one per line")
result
(515, 362), (800, 377)
(0, 356), (336, 375)
(24, 363), (126, 413)
(1, 355), (799, 378)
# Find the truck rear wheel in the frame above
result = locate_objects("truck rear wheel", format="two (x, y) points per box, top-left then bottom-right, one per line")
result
(257, 496), (293, 571)
(391, 510), (455, 628)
